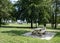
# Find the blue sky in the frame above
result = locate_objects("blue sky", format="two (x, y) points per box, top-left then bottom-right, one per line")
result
(10, 0), (18, 3)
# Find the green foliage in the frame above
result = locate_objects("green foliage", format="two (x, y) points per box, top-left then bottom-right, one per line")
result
(0, 0), (14, 26)
(0, 0), (13, 18)
(16, 0), (51, 22)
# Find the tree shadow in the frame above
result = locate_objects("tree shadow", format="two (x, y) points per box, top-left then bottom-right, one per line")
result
(1, 26), (37, 29)
(51, 31), (60, 38)
(55, 32), (60, 37)
(1, 30), (30, 36)
(56, 28), (60, 30)
(46, 27), (60, 30)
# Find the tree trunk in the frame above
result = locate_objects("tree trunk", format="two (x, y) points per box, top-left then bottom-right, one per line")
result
(51, 14), (55, 29)
(31, 19), (33, 28)
(54, 11), (57, 29)
(0, 18), (1, 27)
(54, 0), (57, 29)
(38, 20), (40, 26)
(36, 23), (38, 28)
(36, 20), (38, 28)
(54, 21), (57, 29)
(51, 24), (54, 29)
(44, 23), (46, 28)
(43, 23), (46, 30)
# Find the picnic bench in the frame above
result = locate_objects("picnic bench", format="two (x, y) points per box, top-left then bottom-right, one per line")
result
(32, 28), (46, 36)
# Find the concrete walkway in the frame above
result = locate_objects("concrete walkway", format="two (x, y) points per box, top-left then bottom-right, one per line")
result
(23, 31), (56, 40)
(23, 28), (59, 40)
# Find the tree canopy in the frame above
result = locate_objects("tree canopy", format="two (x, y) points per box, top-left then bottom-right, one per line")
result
(0, 0), (13, 26)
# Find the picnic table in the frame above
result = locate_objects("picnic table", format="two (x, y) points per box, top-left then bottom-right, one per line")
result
(32, 28), (46, 36)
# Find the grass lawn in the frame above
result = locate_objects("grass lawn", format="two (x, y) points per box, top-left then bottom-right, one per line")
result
(0, 23), (60, 43)
(1, 23), (36, 27)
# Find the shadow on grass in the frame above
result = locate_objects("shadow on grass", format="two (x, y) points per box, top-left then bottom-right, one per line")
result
(56, 28), (60, 30)
(1, 30), (30, 36)
(46, 27), (52, 29)
(51, 31), (60, 38)
(55, 32), (60, 37)
(1, 26), (31, 28)
(46, 27), (60, 30)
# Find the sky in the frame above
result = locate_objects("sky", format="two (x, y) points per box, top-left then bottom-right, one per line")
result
(10, 0), (18, 3)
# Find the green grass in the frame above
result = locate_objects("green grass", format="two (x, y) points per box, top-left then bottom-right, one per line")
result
(0, 23), (60, 43)
(1, 23), (36, 27)
(0, 27), (60, 43)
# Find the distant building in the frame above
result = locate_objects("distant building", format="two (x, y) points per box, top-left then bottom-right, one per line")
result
(17, 20), (23, 24)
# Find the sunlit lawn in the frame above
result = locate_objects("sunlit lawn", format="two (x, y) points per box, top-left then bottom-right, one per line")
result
(2, 23), (36, 27)
(0, 23), (60, 43)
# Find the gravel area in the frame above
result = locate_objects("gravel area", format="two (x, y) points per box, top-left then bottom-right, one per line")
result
(23, 32), (56, 40)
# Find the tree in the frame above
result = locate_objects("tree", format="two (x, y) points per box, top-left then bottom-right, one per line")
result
(38, 0), (52, 28)
(51, 0), (60, 29)
(15, 0), (43, 28)
(0, 0), (13, 27)
(15, 0), (54, 28)
(54, 0), (60, 29)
